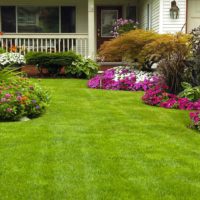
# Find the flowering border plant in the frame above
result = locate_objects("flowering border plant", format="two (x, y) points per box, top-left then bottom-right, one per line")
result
(190, 112), (200, 131)
(0, 73), (50, 121)
(142, 81), (200, 110)
(0, 53), (25, 68)
(88, 66), (158, 91)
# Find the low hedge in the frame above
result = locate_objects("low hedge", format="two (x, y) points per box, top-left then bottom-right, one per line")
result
(25, 51), (78, 75)
(25, 51), (99, 78)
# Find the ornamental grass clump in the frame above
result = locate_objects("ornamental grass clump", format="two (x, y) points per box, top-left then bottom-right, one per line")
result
(0, 68), (50, 121)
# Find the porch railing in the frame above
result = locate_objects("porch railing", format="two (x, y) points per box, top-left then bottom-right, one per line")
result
(0, 33), (89, 57)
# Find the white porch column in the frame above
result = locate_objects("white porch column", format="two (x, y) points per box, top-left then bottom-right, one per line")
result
(88, 0), (95, 59)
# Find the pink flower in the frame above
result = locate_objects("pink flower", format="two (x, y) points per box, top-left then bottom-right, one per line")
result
(5, 93), (11, 99)
(16, 96), (22, 101)
(6, 108), (13, 113)
(1, 98), (7, 102)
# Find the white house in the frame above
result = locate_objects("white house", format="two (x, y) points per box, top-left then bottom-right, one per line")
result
(0, 0), (199, 58)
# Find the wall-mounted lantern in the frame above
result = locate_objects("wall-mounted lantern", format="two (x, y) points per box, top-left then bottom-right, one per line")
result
(170, 0), (180, 19)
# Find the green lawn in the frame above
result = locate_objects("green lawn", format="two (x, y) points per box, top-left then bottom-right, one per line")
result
(0, 79), (200, 200)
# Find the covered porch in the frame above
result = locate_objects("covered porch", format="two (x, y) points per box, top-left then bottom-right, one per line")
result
(0, 0), (139, 58)
(1, 0), (190, 58)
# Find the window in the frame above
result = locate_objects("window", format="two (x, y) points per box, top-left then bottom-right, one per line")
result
(18, 7), (59, 33)
(1, 6), (16, 33)
(1, 6), (75, 33)
(61, 7), (76, 33)
(126, 6), (137, 21)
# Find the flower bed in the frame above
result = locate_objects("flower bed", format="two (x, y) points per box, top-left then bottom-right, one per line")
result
(190, 112), (200, 131)
(0, 77), (50, 121)
(88, 66), (158, 91)
(142, 82), (200, 110)
(88, 66), (200, 132)
(0, 53), (25, 68)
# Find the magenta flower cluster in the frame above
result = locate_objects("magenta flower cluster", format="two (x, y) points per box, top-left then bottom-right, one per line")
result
(88, 67), (157, 91)
(190, 112), (200, 131)
(111, 18), (138, 37)
(142, 82), (200, 110)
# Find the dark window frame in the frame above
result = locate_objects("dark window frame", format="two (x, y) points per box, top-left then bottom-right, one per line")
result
(0, 6), (76, 33)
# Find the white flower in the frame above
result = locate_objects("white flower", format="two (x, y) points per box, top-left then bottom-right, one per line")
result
(0, 53), (25, 66)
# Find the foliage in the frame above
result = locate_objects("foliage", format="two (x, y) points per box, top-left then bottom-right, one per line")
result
(190, 112), (200, 131)
(0, 68), (50, 121)
(0, 48), (6, 54)
(99, 29), (160, 62)
(0, 67), (22, 81)
(141, 33), (190, 70)
(183, 26), (200, 86)
(111, 18), (138, 37)
(99, 29), (190, 70)
(0, 53), (26, 69)
(179, 82), (200, 101)
(153, 34), (191, 94)
(25, 51), (78, 76)
(191, 26), (200, 56)
(65, 55), (99, 79)
(88, 66), (159, 91)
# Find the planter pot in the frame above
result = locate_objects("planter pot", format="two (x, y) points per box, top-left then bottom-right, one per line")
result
(21, 65), (65, 77)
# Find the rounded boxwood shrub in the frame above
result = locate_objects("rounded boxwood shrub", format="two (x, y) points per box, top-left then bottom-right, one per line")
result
(0, 68), (50, 121)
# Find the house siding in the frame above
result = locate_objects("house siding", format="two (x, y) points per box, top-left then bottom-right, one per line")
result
(151, 0), (160, 32)
(139, 0), (148, 30)
(161, 0), (187, 33)
(139, 0), (160, 32)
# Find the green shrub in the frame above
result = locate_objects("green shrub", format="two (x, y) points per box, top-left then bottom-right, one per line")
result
(179, 82), (200, 101)
(0, 68), (50, 121)
(0, 48), (6, 54)
(65, 55), (99, 79)
(25, 51), (78, 75)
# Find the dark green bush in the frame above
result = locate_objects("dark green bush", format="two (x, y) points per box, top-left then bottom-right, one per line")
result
(25, 51), (78, 75)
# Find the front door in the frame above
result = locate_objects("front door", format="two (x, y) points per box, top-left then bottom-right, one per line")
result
(97, 6), (122, 49)
(187, 0), (200, 32)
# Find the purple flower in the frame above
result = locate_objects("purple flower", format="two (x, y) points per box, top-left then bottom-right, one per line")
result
(35, 105), (40, 110)
(32, 100), (37, 104)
